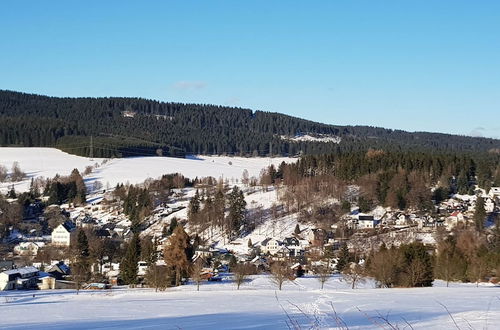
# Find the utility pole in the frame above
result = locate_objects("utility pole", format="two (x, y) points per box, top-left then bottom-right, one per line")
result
(90, 135), (94, 161)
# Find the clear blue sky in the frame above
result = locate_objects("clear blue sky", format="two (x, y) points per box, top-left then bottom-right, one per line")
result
(1, 1), (499, 138)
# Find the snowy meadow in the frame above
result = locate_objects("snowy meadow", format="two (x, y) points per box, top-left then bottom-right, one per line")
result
(1, 276), (499, 330)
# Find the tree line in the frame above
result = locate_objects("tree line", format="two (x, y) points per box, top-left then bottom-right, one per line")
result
(1, 90), (499, 158)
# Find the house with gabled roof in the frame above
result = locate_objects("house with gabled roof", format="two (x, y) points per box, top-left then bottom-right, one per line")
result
(51, 221), (76, 247)
(260, 238), (281, 255)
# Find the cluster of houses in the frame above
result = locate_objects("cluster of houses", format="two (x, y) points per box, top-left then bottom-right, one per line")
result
(341, 187), (500, 232)
(0, 261), (73, 291)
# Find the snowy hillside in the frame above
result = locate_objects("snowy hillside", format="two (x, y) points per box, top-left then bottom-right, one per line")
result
(0, 147), (295, 193)
(0, 277), (498, 329)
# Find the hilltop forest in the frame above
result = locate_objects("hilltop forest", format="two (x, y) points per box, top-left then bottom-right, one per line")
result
(1, 90), (499, 158)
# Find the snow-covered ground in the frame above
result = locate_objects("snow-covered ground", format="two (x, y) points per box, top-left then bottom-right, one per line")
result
(0, 148), (295, 193)
(0, 276), (498, 329)
(280, 134), (341, 143)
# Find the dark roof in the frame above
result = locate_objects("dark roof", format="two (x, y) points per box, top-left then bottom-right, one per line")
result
(283, 237), (299, 246)
(62, 221), (76, 232)
(261, 238), (272, 246)
(95, 229), (111, 238)
(358, 215), (374, 221)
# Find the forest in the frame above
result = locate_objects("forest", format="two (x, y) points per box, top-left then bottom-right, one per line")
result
(1, 90), (499, 158)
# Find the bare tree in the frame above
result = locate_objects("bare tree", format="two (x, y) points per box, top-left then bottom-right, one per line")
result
(0, 165), (7, 182)
(316, 265), (331, 289)
(145, 265), (173, 291)
(260, 168), (272, 192)
(233, 263), (256, 290)
(342, 263), (365, 289)
(83, 166), (93, 176)
(402, 258), (428, 287)
(269, 261), (292, 290)
(173, 174), (185, 189)
(191, 257), (205, 291)
(10, 162), (25, 182)
(241, 169), (250, 186)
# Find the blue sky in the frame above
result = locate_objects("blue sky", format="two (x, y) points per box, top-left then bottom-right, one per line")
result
(1, 1), (499, 138)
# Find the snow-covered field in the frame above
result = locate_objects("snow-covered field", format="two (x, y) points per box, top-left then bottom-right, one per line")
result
(0, 148), (295, 193)
(0, 276), (498, 329)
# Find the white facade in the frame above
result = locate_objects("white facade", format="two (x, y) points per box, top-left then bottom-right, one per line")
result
(485, 198), (495, 213)
(261, 238), (281, 255)
(0, 266), (39, 291)
(13, 242), (45, 256)
(489, 187), (500, 198)
(357, 219), (380, 229)
(51, 224), (74, 246)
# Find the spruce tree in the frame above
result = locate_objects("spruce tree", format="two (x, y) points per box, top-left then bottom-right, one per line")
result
(121, 233), (141, 285)
(76, 230), (89, 258)
(294, 224), (301, 235)
(227, 186), (246, 240)
(474, 197), (486, 232)
(336, 244), (350, 272)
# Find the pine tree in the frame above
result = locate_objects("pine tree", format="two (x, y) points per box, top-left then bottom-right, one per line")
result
(294, 224), (301, 235)
(121, 233), (141, 285)
(336, 244), (350, 272)
(76, 230), (89, 258)
(227, 186), (246, 240)
(188, 189), (201, 222)
(474, 197), (486, 232)
(73, 230), (91, 292)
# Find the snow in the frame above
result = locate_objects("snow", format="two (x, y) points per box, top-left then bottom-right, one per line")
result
(280, 134), (341, 144)
(0, 276), (498, 329)
(0, 148), (296, 193)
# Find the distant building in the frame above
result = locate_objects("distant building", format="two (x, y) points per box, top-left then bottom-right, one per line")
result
(0, 266), (40, 291)
(489, 187), (500, 199)
(13, 242), (45, 256)
(357, 215), (381, 229)
(260, 238), (281, 255)
(51, 222), (76, 247)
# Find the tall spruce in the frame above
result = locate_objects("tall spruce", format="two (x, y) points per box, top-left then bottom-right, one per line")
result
(121, 233), (141, 285)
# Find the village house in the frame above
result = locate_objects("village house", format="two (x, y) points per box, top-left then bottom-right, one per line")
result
(0, 266), (40, 291)
(446, 211), (465, 228)
(13, 241), (45, 256)
(51, 221), (76, 247)
(260, 238), (282, 255)
(282, 237), (305, 257)
(357, 215), (381, 229)
(489, 187), (500, 199)
(307, 228), (328, 247)
(47, 261), (71, 280)
(485, 198), (495, 213)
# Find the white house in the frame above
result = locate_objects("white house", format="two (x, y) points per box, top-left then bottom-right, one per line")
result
(485, 198), (495, 213)
(260, 238), (282, 255)
(0, 266), (40, 291)
(489, 187), (500, 199)
(395, 214), (410, 227)
(446, 211), (465, 228)
(357, 215), (381, 229)
(13, 242), (45, 256)
(51, 222), (76, 247)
